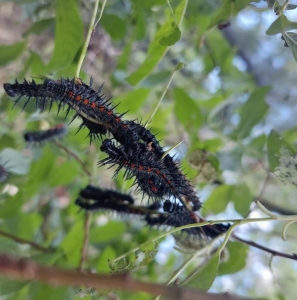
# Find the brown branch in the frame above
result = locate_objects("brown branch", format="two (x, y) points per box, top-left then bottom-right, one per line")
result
(233, 234), (297, 261)
(78, 211), (92, 271)
(0, 254), (254, 300)
(53, 140), (91, 178)
(0, 230), (52, 253)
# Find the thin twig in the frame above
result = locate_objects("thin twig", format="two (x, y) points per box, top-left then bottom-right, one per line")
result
(0, 230), (52, 253)
(53, 140), (91, 178)
(0, 254), (254, 300)
(78, 211), (92, 271)
(233, 234), (297, 261)
(146, 67), (178, 127)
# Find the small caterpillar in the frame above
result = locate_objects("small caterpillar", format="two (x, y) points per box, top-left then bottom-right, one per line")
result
(24, 124), (67, 144)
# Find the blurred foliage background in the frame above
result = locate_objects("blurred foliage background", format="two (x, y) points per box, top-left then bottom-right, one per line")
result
(1, 0), (297, 299)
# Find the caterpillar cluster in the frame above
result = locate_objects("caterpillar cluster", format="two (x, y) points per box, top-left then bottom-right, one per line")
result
(3, 77), (226, 239)
(76, 185), (229, 239)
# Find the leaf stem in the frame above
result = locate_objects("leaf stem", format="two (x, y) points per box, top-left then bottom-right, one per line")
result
(75, 0), (101, 78)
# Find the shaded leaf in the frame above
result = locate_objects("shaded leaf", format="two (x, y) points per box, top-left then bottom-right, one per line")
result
(46, 0), (84, 72)
(60, 220), (84, 266)
(181, 252), (220, 290)
(23, 19), (54, 37)
(204, 183), (252, 216)
(113, 88), (150, 113)
(89, 221), (126, 243)
(0, 278), (28, 296)
(208, 0), (258, 29)
(101, 14), (127, 40)
(233, 87), (270, 139)
(203, 185), (232, 214)
(0, 41), (27, 67)
(97, 246), (117, 273)
(282, 32), (297, 63)
(174, 88), (202, 128)
(159, 24), (181, 46)
(218, 241), (248, 275)
(0, 148), (32, 175)
(126, 0), (187, 85)
(266, 130), (295, 172)
(232, 183), (253, 215)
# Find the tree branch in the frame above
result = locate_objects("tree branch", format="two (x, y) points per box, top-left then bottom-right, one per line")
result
(233, 234), (297, 261)
(0, 230), (52, 253)
(0, 254), (253, 300)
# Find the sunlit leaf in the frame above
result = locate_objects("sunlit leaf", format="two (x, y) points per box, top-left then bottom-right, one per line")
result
(266, 15), (297, 35)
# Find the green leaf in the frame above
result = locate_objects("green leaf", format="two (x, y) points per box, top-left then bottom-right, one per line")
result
(132, 0), (166, 8)
(48, 161), (79, 187)
(3, 213), (42, 240)
(174, 88), (202, 129)
(233, 87), (270, 139)
(133, 9), (146, 40)
(266, 130), (295, 172)
(0, 41), (27, 67)
(266, 15), (297, 35)
(29, 283), (72, 300)
(181, 252), (220, 290)
(218, 241), (248, 275)
(232, 183), (253, 215)
(117, 40), (132, 70)
(207, 0), (257, 29)
(175, 62), (187, 71)
(203, 185), (232, 214)
(46, 0), (84, 72)
(0, 193), (26, 219)
(266, 0), (276, 9)
(101, 14), (127, 40)
(0, 148), (32, 175)
(89, 221), (126, 243)
(113, 88), (150, 114)
(2, 0), (37, 3)
(23, 18), (54, 37)
(126, 0), (187, 85)
(204, 183), (252, 216)
(97, 246), (117, 273)
(159, 24), (181, 46)
(282, 32), (297, 63)
(0, 278), (28, 296)
(60, 220), (84, 266)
